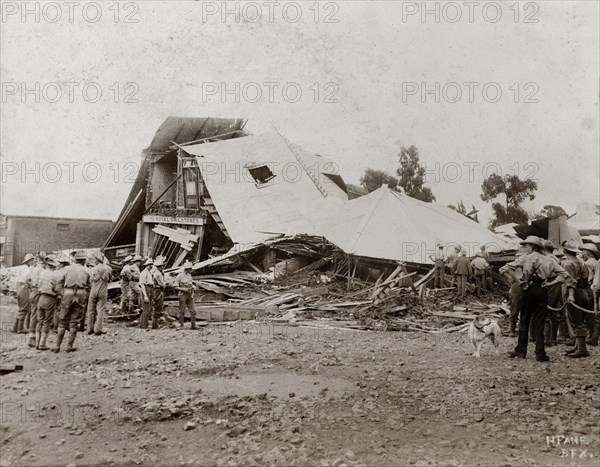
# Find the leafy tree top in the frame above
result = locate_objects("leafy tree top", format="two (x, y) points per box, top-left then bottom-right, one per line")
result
(396, 145), (435, 202)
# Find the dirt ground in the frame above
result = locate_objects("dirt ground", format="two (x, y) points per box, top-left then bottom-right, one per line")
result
(0, 295), (598, 467)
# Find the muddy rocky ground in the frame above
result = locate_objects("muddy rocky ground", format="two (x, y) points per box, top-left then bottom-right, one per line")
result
(0, 295), (598, 467)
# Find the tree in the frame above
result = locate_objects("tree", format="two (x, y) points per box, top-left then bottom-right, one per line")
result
(480, 174), (537, 229)
(531, 205), (568, 221)
(396, 145), (435, 202)
(359, 169), (398, 193)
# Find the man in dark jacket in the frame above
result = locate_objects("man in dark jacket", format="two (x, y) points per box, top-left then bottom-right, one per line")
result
(453, 249), (472, 298)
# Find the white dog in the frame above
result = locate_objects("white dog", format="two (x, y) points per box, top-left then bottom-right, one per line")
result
(468, 315), (501, 358)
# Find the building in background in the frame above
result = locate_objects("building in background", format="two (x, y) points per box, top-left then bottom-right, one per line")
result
(568, 202), (600, 236)
(0, 214), (114, 267)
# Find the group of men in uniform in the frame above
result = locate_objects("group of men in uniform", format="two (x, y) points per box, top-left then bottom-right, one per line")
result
(11, 250), (113, 353)
(500, 235), (600, 362)
(119, 255), (165, 329)
(431, 244), (492, 297)
(11, 250), (200, 353)
(118, 256), (197, 330)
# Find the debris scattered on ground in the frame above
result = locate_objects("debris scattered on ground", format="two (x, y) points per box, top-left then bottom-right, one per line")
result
(104, 235), (511, 335)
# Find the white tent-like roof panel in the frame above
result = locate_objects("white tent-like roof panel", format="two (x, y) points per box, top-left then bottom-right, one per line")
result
(182, 133), (347, 245)
(307, 187), (514, 264)
(182, 134), (513, 265)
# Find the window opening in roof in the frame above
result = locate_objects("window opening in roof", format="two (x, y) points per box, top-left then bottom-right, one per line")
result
(247, 165), (276, 185)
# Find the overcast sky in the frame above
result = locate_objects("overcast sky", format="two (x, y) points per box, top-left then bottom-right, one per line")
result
(1, 1), (598, 225)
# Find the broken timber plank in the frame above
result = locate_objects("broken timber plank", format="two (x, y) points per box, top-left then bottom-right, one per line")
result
(370, 265), (403, 299)
(246, 262), (263, 274)
(415, 268), (435, 287)
(289, 257), (331, 276)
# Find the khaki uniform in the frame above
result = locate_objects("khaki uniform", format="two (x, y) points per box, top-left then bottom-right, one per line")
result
(544, 253), (565, 342)
(59, 264), (90, 330)
(139, 268), (154, 329)
(15, 265), (32, 331)
(129, 264), (142, 309)
(51, 262), (90, 353)
(52, 267), (67, 331)
(37, 269), (61, 334)
(26, 264), (44, 334)
(500, 252), (568, 358)
(562, 256), (589, 338)
(175, 271), (196, 327)
(87, 263), (112, 333)
(120, 264), (133, 312)
(152, 267), (165, 329)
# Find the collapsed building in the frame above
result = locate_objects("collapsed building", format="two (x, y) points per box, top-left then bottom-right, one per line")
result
(103, 117), (248, 264)
(98, 117), (525, 326)
(102, 117), (348, 267)
(103, 116), (514, 277)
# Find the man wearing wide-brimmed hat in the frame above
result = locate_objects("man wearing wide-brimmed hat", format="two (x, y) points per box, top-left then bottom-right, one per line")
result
(119, 255), (133, 313)
(11, 253), (36, 334)
(138, 258), (154, 329)
(86, 252), (112, 336)
(151, 257), (166, 329)
(35, 257), (59, 350)
(580, 243), (599, 282)
(500, 235), (569, 362)
(25, 254), (49, 348)
(561, 240), (591, 358)
(541, 239), (565, 347)
(52, 250), (90, 353)
(174, 261), (197, 329)
(128, 255), (143, 313)
(52, 255), (71, 332)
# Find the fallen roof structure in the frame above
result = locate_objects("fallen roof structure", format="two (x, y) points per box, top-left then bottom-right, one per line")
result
(305, 186), (514, 265)
(102, 117), (349, 267)
(180, 131), (348, 245)
(103, 117), (515, 269)
(187, 187), (514, 273)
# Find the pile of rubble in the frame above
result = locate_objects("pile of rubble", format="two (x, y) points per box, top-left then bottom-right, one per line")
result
(107, 235), (510, 332)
